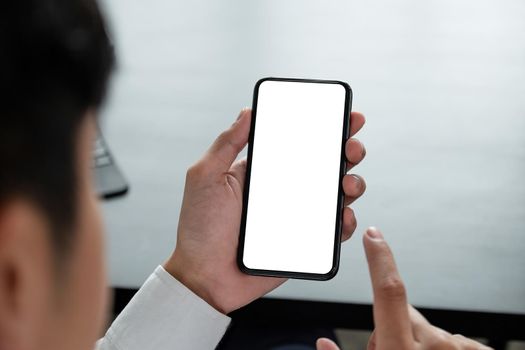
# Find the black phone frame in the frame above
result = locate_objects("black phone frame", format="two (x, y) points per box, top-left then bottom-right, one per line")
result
(237, 77), (353, 281)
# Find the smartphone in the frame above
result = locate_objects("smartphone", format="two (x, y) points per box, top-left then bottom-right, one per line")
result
(237, 77), (352, 280)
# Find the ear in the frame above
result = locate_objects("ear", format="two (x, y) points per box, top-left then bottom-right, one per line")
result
(0, 199), (55, 350)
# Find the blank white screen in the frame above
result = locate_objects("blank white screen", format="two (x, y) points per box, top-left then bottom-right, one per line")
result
(242, 80), (347, 275)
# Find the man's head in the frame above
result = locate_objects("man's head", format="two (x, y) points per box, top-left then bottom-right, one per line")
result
(0, 1), (114, 349)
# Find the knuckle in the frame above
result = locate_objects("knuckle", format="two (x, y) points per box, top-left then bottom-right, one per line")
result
(186, 162), (207, 179)
(378, 276), (407, 301)
(452, 334), (465, 340)
(217, 130), (230, 144)
(218, 129), (239, 149)
(426, 328), (457, 350)
(451, 334), (487, 350)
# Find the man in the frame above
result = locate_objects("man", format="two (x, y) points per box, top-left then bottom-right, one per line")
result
(0, 0), (490, 349)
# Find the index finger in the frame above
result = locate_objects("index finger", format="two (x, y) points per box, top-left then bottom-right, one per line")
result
(363, 227), (412, 348)
(349, 111), (365, 137)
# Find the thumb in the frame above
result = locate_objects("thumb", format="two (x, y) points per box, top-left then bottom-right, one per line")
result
(203, 108), (251, 174)
(316, 338), (340, 350)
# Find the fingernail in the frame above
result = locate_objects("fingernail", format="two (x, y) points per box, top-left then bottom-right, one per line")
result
(351, 174), (362, 190)
(361, 142), (367, 158)
(366, 227), (383, 240)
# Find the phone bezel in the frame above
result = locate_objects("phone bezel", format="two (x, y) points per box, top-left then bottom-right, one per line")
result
(237, 77), (353, 281)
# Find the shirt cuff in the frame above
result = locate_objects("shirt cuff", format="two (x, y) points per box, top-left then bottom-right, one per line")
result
(98, 266), (231, 350)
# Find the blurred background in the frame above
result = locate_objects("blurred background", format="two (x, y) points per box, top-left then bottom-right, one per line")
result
(96, 0), (525, 348)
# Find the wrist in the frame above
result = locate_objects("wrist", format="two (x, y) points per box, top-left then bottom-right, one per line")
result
(163, 252), (229, 314)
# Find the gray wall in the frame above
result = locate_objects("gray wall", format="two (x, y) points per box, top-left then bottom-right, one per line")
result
(99, 0), (525, 314)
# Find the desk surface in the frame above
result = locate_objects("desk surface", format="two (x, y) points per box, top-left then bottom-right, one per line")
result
(99, 0), (525, 314)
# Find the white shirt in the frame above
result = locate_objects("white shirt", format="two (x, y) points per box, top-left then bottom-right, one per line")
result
(96, 266), (231, 350)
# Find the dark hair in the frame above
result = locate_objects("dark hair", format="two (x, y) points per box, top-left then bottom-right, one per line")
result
(0, 0), (115, 257)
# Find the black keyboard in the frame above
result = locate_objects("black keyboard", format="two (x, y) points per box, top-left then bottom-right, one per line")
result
(92, 132), (129, 198)
(93, 135), (114, 168)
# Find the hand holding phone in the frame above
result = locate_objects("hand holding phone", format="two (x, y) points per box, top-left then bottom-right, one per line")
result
(164, 81), (365, 313)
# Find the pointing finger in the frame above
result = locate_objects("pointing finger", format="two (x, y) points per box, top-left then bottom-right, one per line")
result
(363, 227), (412, 348)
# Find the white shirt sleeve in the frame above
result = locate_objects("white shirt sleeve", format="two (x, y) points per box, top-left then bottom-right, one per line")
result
(95, 266), (231, 350)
